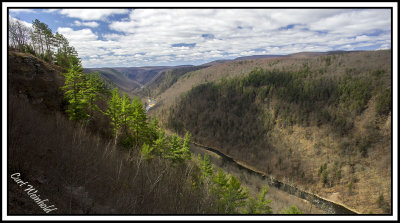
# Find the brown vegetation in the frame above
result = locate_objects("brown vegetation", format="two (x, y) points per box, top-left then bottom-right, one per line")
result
(7, 52), (216, 214)
(158, 50), (392, 214)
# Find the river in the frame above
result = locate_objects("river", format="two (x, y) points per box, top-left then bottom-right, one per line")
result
(190, 142), (359, 215)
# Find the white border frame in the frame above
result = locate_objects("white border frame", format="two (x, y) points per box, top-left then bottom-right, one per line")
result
(2, 2), (398, 221)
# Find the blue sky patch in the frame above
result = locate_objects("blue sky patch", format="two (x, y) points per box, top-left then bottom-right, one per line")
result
(171, 43), (196, 48)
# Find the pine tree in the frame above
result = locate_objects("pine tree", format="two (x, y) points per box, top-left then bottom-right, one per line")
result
(106, 88), (123, 142)
(130, 97), (148, 149)
(211, 170), (249, 214)
(281, 205), (303, 214)
(141, 143), (154, 161)
(84, 72), (106, 114)
(61, 64), (90, 121)
(200, 155), (214, 180)
(118, 93), (135, 148)
(245, 186), (273, 214)
(181, 131), (192, 161)
(152, 128), (168, 157)
(164, 134), (184, 163)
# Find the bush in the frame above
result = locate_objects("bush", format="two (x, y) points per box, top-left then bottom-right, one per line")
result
(376, 89), (391, 115)
(281, 206), (303, 214)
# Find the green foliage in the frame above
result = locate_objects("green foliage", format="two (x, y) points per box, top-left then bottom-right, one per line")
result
(8, 19), (81, 68)
(372, 69), (385, 79)
(376, 88), (391, 115)
(211, 170), (249, 214)
(163, 132), (192, 164)
(348, 182), (353, 195)
(130, 97), (148, 148)
(376, 194), (390, 212)
(141, 143), (154, 161)
(169, 63), (389, 154)
(200, 155), (214, 180)
(61, 63), (107, 122)
(24, 44), (36, 56)
(337, 76), (372, 115)
(151, 128), (169, 157)
(319, 162), (329, 186)
(281, 205), (303, 214)
(357, 136), (373, 158)
(321, 169), (328, 186)
(245, 186), (273, 214)
(106, 88), (123, 136)
(61, 65), (90, 121)
(104, 88), (151, 149)
(325, 56), (331, 66)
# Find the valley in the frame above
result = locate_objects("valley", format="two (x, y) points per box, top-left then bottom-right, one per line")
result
(7, 48), (392, 215)
(6, 8), (393, 217)
(148, 50), (392, 214)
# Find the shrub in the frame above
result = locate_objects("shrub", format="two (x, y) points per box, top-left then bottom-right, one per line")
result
(281, 206), (303, 214)
(376, 89), (391, 115)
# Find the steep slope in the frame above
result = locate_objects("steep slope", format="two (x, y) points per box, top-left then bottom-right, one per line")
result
(112, 66), (172, 85)
(83, 68), (143, 94)
(8, 51), (66, 113)
(84, 66), (196, 96)
(7, 52), (219, 214)
(136, 65), (210, 98)
(159, 50), (392, 214)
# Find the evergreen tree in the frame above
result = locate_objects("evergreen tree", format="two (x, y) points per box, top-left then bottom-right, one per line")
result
(106, 88), (123, 142)
(31, 19), (54, 61)
(200, 155), (214, 180)
(130, 97), (148, 149)
(152, 128), (168, 157)
(212, 170), (249, 214)
(61, 64), (90, 121)
(245, 186), (273, 214)
(84, 72), (106, 114)
(141, 143), (154, 161)
(281, 206), (303, 214)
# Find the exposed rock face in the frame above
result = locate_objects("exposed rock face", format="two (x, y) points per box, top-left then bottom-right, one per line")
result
(8, 51), (65, 113)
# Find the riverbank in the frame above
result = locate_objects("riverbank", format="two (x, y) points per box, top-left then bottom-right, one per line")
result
(190, 142), (359, 214)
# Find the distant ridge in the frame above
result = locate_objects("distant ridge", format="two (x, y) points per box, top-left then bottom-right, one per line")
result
(202, 50), (361, 66)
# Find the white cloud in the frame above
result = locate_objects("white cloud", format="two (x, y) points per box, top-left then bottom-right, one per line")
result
(9, 15), (32, 28)
(57, 27), (98, 42)
(59, 9), (130, 21)
(74, 20), (99, 28)
(52, 9), (391, 67)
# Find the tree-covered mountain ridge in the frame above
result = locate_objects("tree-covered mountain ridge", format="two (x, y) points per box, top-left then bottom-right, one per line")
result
(156, 50), (392, 214)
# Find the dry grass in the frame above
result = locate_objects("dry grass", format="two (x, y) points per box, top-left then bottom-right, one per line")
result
(7, 91), (215, 215)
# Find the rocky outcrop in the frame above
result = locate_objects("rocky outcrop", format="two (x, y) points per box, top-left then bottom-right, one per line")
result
(8, 51), (65, 113)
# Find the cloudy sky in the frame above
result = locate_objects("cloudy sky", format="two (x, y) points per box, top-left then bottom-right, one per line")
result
(8, 8), (391, 68)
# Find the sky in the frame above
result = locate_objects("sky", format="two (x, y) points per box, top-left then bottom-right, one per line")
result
(8, 8), (392, 68)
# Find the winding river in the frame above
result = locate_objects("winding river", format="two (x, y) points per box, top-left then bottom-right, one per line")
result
(191, 142), (359, 215)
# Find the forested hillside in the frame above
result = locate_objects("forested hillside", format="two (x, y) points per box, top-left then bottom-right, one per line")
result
(8, 18), (307, 215)
(83, 67), (142, 94)
(7, 15), (392, 216)
(165, 50), (392, 214)
(8, 50), (279, 214)
(137, 65), (210, 98)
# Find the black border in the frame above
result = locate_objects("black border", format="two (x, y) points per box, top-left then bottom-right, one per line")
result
(4, 5), (396, 219)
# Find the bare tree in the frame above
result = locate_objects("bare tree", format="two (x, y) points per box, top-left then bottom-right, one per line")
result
(8, 17), (31, 52)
